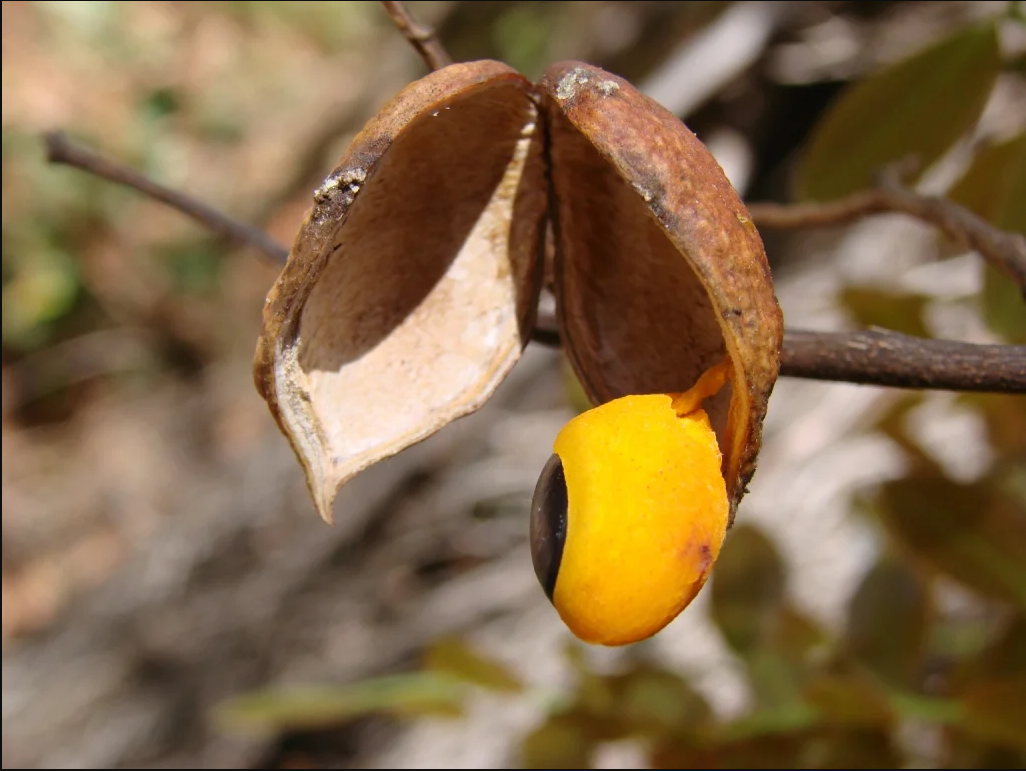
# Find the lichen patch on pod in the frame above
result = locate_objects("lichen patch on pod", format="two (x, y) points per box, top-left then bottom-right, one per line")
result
(539, 61), (784, 522)
(254, 61), (547, 523)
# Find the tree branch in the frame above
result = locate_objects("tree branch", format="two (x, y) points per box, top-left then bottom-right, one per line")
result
(41, 132), (1026, 395)
(44, 131), (288, 265)
(530, 316), (1025, 394)
(747, 169), (1026, 298)
(779, 328), (1025, 393)
(379, 1), (452, 72)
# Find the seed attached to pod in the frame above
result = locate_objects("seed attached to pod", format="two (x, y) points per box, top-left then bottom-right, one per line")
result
(254, 59), (783, 646)
(539, 63), (782, 524)
(531, 362), (731, 646)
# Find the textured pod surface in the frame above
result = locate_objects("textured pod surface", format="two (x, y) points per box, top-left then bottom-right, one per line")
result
(539, 61), (784, 519)
(254, 60), (547, 523)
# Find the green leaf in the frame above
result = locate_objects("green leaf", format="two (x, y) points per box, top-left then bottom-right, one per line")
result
(213, 672), (466, 735)
(877, 476), (1026, 608)
(839, 287), (933, 338)
(887, 690), (963, 724)
(951, 613), (1026, 693)
(795, 22), (1002, 201)
(948, 133), (1026, 233)
(615, 665), (712, 733)
(960, 675), (1026, 750)
(802, 672), (895, 728)
(1009, 48), (1026, 75)
(422, 636), (524, 693)
(649, 740), (719, 770)
(652, 730), (815, 770)
(720, 733), (811, 769)
(745, 648), (809, 712)
(962, 393), (1026, 456)
(720, 705), (821, 742)
(843, 557), (929, 688)
(550, 664), (712, 747)
(866, 392), (938, 474)
(802, 728), (902, 769)
(980, 262), (1026, 344)
(949, 743), (1026, 770)
(1, 244), (81, 352)
(710, 524), (788, 654)
(520, 715), (596, 770)
(769, 604), (831, 680)
(979, 613), (1026, 678)
(704, 726), (817, 769)
(947, 133), (1026, 342)
(566, 657), (619, 726)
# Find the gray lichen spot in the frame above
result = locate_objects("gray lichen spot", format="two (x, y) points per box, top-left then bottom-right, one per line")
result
(735, 212), (758, 235)
(632, 181), (654, 203)
(556, 67), (591, 101)
(597, 80), (620, 97)
(314, 167), (367, 206)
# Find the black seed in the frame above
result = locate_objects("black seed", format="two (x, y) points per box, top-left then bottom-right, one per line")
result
(530, 453), (568, 601)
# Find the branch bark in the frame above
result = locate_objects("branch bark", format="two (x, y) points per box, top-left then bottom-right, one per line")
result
(780, 328), (1025, 393)
(41, 135), (1026, 395)
(531, 317), (1025, 394)
(747, 169), (1026, 298)
(379, 1), (452, 72)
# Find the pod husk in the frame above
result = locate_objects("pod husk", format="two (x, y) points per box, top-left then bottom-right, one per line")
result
(539, 61), (784, 520)
(254, 60), (547, 523)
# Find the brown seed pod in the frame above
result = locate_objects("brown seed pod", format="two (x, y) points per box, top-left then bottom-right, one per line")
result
(254, 60), (547, 523)
(254, 58), (783, 526)
(539, 61), (784, 520)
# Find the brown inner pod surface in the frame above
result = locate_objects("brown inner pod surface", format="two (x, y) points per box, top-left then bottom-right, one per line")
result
(540, 63), (783, 519)
(255, 62), (547, 522)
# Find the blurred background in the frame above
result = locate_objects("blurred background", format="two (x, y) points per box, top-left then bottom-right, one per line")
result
(2, 1), (1024, 768)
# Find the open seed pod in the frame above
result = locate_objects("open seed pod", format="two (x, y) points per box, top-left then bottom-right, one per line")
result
(539, 62), (784, 521)
(254, 61), (547, 522)
(255, 57), (782, 527)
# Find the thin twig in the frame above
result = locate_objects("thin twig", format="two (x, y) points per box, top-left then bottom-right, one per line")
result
(44, 131), (288, 265)
(379, 1), (452, 72)
(747, 170), (1026, 298)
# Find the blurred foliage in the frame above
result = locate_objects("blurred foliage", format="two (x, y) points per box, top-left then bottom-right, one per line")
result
(948, 132), (1026, 343)
(214, 672), (469, 735)
(839, 286), (934, 338)
(423, 635), (525, 694)
(515, 397), (1025, 768)
(209, 6), (1026, 767)
(794, 20), (1002, 202)
(214, 636), (526, 735)
(4, 1), (1025, 768)
(226, 461), (1024, 766)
